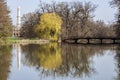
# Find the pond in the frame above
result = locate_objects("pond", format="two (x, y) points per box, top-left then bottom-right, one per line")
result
(0, 43), (120, 80)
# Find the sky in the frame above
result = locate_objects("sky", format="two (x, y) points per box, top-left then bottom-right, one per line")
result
(6, 0), (117, 25)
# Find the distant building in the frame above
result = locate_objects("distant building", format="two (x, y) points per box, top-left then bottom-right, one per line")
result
(13, 27), (21, 37)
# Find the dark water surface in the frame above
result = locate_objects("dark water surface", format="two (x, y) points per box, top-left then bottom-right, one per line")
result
(0, 43), (120, 80)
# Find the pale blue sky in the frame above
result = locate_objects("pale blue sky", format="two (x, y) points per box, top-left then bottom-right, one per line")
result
(7, 0), (117, 25)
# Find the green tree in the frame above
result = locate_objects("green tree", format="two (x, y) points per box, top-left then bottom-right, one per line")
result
(0, 0), (13, 38)
(34, 13), (62, 40)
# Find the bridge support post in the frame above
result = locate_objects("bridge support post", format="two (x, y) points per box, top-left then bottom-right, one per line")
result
(75, 39), (77, 43)
(87, 39), (90, 44)
(100, 39), (103, 44)
(113, 39), (115, 44)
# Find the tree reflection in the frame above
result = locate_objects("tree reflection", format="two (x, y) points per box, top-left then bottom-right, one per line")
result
(59, 44), (106, 77)
(0, 45), (12, 80)
(22, 43), (62, 70)
(34, 43), (62, 70)
(115, 45), (120, 80)
(21, 43), (112, 78)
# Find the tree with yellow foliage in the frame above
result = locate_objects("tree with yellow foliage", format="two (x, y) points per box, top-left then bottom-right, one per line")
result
(34, 13), (62, 41)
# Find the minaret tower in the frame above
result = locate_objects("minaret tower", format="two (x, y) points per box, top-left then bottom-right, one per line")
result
(17, 6), (21, 37)
(13, 1), (21, 37)
(17, 6), (21, 28)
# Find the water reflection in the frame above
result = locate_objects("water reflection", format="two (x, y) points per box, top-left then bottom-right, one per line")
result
(60, 44), (114, 77)
(0, 43), (119, 80)
(21, 43), (62, 70)
(21, 43), (117, 79)
(115, 45), (120, 80)
(13, 44), (21, 71)
(0, 45), (12, 80)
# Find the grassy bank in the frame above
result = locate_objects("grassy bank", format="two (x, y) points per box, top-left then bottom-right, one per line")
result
(0, 37), (50, 44)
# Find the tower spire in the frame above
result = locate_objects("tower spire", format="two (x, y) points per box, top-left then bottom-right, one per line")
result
(16, 6), (21, 37)
(13, 1), (21, 37)
(17, 6), (21, 29)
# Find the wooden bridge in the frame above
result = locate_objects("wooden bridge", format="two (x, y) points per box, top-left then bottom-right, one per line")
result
(62, 37), (120, 44)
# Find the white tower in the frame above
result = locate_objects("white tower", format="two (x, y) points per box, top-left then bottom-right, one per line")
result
(15, 6), (21, 37)
(17, 6), (21, 29)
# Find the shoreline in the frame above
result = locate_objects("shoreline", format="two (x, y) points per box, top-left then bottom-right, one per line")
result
(0, 39), (51, 45)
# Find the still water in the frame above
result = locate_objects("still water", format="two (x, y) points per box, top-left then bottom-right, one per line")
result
(0, 43), (120, 80)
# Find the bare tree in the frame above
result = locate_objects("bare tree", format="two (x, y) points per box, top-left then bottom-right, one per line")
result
(21, 1), (114, 39)
(110, 0), (120, 37)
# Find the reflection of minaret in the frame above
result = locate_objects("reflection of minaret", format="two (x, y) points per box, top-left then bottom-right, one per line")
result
(17, 44), (21, 71)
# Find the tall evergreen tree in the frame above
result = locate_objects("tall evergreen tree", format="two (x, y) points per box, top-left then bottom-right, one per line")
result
(0, 0), (13, 38)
